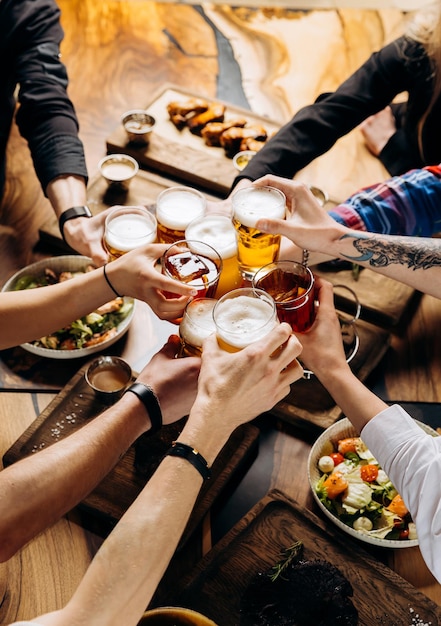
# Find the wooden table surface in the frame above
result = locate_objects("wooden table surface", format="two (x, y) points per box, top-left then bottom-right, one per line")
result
(1, 2), (441, 623)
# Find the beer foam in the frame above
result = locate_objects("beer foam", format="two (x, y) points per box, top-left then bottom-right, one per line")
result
(186, 215), (237, 259)
(232, 187), (286, 228)
(156, 190), (206, 230)
(105, 213), (157, 251)
(180, 300), (216, 347)
(214, 295), (276, 348)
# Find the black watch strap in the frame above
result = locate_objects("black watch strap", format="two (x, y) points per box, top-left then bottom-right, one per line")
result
(59, 206), (92, 242)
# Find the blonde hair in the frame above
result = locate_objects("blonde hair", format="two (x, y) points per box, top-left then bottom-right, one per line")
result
(406, 3), (441, 159)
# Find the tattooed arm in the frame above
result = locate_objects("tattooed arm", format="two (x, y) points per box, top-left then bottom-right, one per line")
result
(252, 175), (441, 299)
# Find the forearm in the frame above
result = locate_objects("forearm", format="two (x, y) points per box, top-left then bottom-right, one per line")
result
(328, 229), (441, 298)
(46, 175), (88, 219)
(0, 393), (149, 562)
(0, 267), (116, 349)
(312, 362), (388, 433)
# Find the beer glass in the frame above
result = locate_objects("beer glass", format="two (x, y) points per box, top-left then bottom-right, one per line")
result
(161, 239), (222, 323)
(253, 260), (316, 333)
(212, 287), (278, 352)
(232, 186), (286, 280)
(139, 607), (218, 625)
(104, 205), (157, 261)
(178, 298), (217, 357)
(156, 186), (206, 244)
(185, 213), (242, 297)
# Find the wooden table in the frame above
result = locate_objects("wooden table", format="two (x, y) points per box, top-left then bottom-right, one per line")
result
(1, 2), (441, 623)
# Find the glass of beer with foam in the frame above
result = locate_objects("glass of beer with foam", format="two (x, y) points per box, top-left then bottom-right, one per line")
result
(253, 260), (316, 333)
(212, 287), (278, 352)
(104, 205), (157, 261)
(156, 186), (206, 244)
(232, 186), (286, 281)
(185, 213), (242, 297)
(178, 298), (217, 357)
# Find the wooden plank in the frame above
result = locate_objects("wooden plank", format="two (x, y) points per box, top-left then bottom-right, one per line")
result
(106, 84), (281, 196)
(2, 362), (259, 542)
(163, 489), (441, 626)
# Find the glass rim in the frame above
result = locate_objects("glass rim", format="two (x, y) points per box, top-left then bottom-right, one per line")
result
(161, 239), (223, 281)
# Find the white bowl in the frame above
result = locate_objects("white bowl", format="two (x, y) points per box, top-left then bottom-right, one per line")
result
(1, 256), (135, 359)
(308, 417), (438, 548)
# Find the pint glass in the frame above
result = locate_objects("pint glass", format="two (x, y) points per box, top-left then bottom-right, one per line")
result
(104, 206), (157, 261)
(212, 287), (278, 352)
(156, 186), (206, 244)
(253, 260), (316, 333)
(232, 186), (286, 280)
(185, 213), (242, 297)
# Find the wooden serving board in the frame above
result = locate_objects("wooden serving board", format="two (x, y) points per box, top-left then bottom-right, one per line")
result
(106, 84), (281, 196)
(164, 489), (441, 626)
(2, 362), (259, 541)
(270, 317), (390, 430)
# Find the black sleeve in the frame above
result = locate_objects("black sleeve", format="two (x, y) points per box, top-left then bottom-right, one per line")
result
(231, 36), (426, 190)
(12, 0), (88, 190)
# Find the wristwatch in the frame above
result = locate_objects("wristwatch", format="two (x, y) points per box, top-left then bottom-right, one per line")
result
(59, 205), (92, 242)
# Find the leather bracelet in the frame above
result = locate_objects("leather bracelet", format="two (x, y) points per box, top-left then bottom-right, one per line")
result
(59, 205), (92, 243)
(164, 441), (211, 480)
(124, 382), (162, 435)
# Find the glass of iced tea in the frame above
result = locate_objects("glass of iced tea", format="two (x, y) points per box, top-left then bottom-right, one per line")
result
(178, 298), (217, 357)
(156, 186), (206, 244)
(104, 205), (157, 261)
(185, 213), (242, 297)
(161, 240), (222, 323)
(232, 186), (286, 281)
(212, 287), (278, 352)
(252, 260), (316, 333)
(138, 607), (218, 625)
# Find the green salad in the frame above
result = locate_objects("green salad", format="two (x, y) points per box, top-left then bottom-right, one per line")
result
(14, 266), (133, 350)
(316, 436), (416, 542)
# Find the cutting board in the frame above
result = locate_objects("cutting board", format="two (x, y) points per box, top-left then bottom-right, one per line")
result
(164, 489), (441, 625)
(2, 362), (259, 541)
(106, 84), (281, 196)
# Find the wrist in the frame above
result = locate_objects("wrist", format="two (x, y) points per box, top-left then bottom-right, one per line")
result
(59, 205), (92, 243)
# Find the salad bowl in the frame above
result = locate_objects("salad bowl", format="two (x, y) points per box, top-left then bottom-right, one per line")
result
(1, 255), (135, 359)
(308, 417), (438, 548)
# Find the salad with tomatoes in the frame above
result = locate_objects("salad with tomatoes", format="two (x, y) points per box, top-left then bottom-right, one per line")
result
(315, 436), (417, 542)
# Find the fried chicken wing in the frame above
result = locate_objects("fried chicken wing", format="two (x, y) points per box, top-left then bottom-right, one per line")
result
(220, 125), (268, 157)
(201, 118), (248, 146)
(167, 98), (209, 129)
(187, 103), (226, 135)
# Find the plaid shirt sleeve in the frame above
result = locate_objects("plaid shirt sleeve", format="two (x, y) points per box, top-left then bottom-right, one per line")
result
(329, 165), (441, 236)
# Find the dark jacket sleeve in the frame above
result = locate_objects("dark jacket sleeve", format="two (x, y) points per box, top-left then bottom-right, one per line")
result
(11, 0), (88, 191)
(232, 36), (430, 190)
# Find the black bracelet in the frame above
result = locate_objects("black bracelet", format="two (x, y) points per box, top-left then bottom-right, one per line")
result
(59, 205), (92, 243)
(125, 382), (162, 435)
(164, 441), (211, 481)
(103, 264), (123, 298)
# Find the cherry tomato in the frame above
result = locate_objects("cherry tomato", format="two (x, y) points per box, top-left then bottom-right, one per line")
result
(360, 464), (379, 483)
(399, 529), (410, 540)
(329, 452), (344, 466)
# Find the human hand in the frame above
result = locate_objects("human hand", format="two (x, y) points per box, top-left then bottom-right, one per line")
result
(252, 175), (344, 255)
(359, 106), (396, 156)
(189, 323), (303, 442)
(293, 277), (350, 380)
(63, 209), (111, 266)
(107, 243), (197, 322)
(136, 335), (201, 425)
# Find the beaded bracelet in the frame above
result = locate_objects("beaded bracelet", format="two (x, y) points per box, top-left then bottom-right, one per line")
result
(164, 441), (212, 480)
(125, 382), (162, 435)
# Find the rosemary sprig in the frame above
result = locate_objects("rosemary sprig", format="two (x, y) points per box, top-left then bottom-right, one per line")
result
(269, 540), (304, 582)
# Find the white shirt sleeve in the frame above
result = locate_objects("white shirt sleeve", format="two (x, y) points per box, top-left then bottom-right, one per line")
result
(361, 404), (441, 582)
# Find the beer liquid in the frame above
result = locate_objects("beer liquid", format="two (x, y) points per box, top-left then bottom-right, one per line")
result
(164, 251), (220, 298)
(255, 268), (315, 333)
(156, 188), (206, 244)
(179, 299), (216, 357)
(233, 218), (281, 275)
